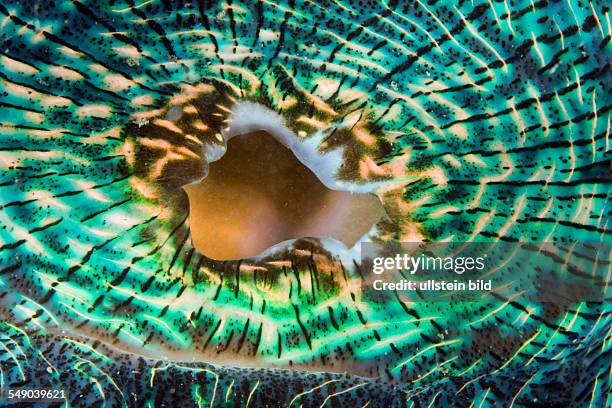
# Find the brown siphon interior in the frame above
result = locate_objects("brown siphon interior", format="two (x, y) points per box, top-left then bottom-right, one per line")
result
(184, 131), (387, 260)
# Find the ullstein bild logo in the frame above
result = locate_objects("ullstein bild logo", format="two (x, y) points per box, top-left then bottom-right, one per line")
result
(371, 278), (493, 292)
(360, 242), (608, 303)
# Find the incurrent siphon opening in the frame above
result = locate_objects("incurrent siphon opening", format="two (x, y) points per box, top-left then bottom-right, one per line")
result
(184, 131), (387, 260)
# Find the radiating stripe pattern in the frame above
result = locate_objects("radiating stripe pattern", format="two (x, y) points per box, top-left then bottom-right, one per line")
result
(0, 0), (610, 406)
